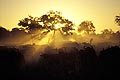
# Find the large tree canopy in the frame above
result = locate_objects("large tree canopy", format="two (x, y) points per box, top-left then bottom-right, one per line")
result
(18, 11), (75, 35)
(18, 16), (42, 32)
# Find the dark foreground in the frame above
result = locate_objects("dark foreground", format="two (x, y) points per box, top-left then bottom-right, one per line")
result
(0, 45), (120, 80)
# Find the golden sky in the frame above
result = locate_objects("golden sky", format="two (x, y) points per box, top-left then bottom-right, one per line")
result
(0, 0), (120, 33)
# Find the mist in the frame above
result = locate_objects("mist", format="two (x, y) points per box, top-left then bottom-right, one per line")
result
(1, 28), (120, 63)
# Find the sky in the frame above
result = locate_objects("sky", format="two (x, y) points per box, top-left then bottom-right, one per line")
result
(0, 0), (120, 33)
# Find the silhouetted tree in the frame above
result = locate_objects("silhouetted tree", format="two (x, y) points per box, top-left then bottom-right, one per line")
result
(78, 21), (95, 34)
(40, 10), (75, 36)
(0, 26), (10, 41)
(18, 15), (48, 44)
(115, 15), (120, 26)
(11, 27), (26, 35)
(101, 29), (114, 35)
(18, 11), (75, 44)
(18, 16), (42, 33)
(18, 11), (74, 35)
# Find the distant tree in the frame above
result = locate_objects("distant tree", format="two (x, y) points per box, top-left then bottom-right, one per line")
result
(101, 29), (114, 39)
(115, 15), (120, 26)
(0, 27), (9, 34)
(0, 27), (10, 40)
(101, 29), (114, 35)
(11, 28), (26, 34)
(78, 21), (95, 34)
(12, 28), (20, 32)
(10, 27), (27, 39)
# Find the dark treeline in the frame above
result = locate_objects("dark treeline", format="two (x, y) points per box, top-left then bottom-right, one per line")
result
(0, 45), (120, 80)
(0, 27), (29, 45)
(1, 25), (120, 48)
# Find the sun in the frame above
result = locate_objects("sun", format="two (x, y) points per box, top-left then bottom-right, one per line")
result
(54, 23), (64, 29)
(54, 23), (60, 29)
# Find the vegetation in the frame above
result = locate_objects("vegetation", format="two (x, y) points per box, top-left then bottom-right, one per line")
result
(18, 11), (75, 36)
(0, 11), (120, 46)
(78, 21), (95, 34)
(115, 14), (120, 26)
(0, 45), (119, 80)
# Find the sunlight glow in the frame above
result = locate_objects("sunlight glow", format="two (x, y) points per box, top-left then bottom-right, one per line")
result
(69, 38), (76, 42)
(54, 23), (61, 29)
(54, 23), (64, 29)
(36, 31), (52, 45)
(80, 31), (86, 36)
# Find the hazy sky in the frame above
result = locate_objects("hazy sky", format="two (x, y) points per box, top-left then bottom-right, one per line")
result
(0, 0), (120, 33)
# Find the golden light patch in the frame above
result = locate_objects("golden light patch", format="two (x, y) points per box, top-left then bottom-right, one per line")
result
(54, 23), (65, 29)
(54, 23), (61, 29)
(69, 38), (76, 42)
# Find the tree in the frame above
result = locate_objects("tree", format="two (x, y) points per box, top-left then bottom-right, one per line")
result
(11, 27), (27, 37)
(0, 27), (10, 41)
(101, 29), (114, 39)
(78, 21), (95, 34)
(40, 10), (75, 35)
(18, 11), (75, 44)
(101, 29), (114, 35)
(18, 11), (75, 35)
(18, 16), (42, 33)
(115, 15), (120, 26)
(18, 15), (50, 44)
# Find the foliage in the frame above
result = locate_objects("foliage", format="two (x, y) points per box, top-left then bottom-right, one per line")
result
(18, 16), (42, 32)
(78, 21), (95, 34)
(18, 11), (75, 35)
(101, 29), (114, 35)
(115, 15), (120, 26)
(0, 27), (10, 40)
(40, 11), (74, 35)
